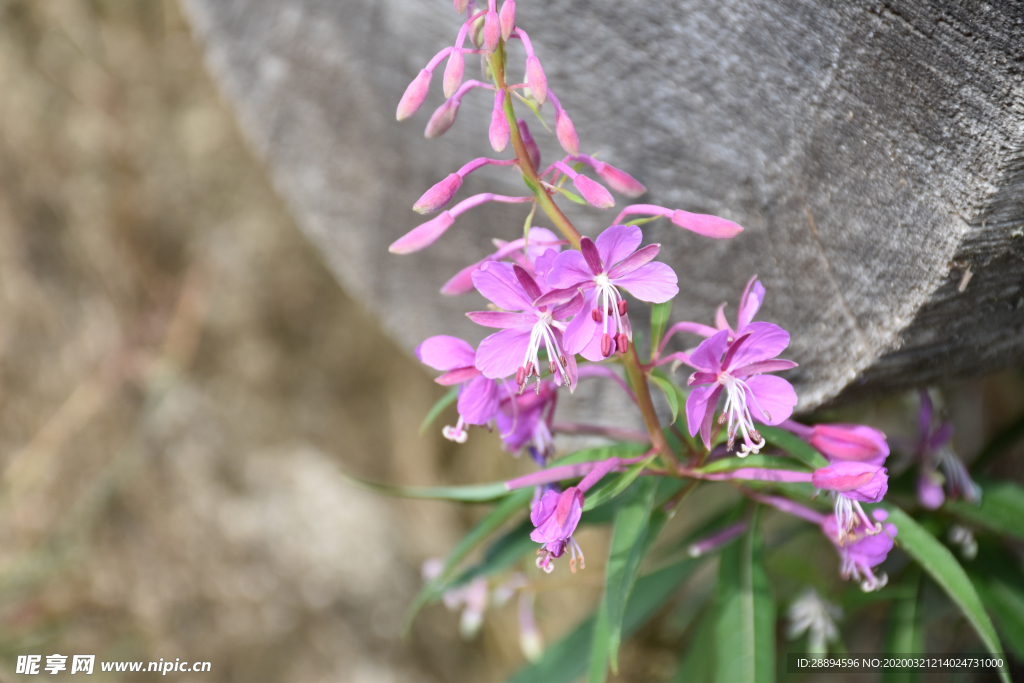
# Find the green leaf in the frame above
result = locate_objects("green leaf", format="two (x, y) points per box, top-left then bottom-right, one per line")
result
(650, 301), (672, 360)
(715, 506), (775, 683)
(511, 558), (699, 683)
(676, 608), (717, 683)
(694, 454), (810, 475)
(419, 385), (460, 434)
(553, 185), (587, 205)
(945, 478), (1024, 541)
(583, 454), (658, 512)
(650, 375), (680, 424)
(510, 89), (551, 131)
(590, 477), (660, 680)
(758, 424), (829, 469)
(343, 475), (510, 502)
(623, 215), (661, 228)
(449, 519), (535, 589)
(882, 504), (1009, 682)
(971, 572), (1024, 658)
(553, 442), (650, 466)
(882, 567), (924, 683)
(404, 487), (533, 632)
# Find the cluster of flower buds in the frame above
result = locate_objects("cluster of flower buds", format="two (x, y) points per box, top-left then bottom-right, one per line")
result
(394, 0), (905, 601)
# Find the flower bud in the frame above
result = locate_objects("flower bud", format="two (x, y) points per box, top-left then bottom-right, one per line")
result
(556, 108), (580, 156)
(414, 173), (463, 214)
(454, 0), (469, 13)
(484, 10), (501, 52)
(425, 98), (461, 138)
(499, 0), (516, 41)
(524, 55), (547, 104)
(489, 90), (510, 152)
(917, 470), (945, 510)
(443, 50), (465, 98)
(811, 462), (888, 503)
(671, 209), (744, 239)
(389, 211), (456, 254)
(518, 119), (542, 169)
(396, 69), (432, 121)
(593, 161), (646, 197)
(572, 175), (615, 209)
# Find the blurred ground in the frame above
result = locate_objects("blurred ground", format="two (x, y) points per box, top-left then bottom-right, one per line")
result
(0, 2), (1021, 683)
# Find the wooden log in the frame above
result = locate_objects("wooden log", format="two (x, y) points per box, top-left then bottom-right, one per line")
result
(181, 0), (1024, 408)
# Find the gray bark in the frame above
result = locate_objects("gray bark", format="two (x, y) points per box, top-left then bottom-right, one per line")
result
(181, 0), (1024, 409)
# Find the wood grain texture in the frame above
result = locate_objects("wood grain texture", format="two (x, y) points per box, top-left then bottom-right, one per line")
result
(181, 0), (1024, 409)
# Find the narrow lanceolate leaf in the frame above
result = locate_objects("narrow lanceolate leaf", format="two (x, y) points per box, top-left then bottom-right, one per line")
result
(882, 567), (924, 683)
(590, 476), (660, 681)
(650, 375), (680, 424)
(404, 487), (533, 633)
(650, 301), (672, 360)
(715, 506), (775, 683)
(511, 559), (698, 683)
(945, 478), (1024, 541)
(694, 454), (811, 475)
(758, 424), (829, 469)
(676, 609), (717, 683)
(419, 385), (460, 435)
(583, 454), (657, 512)
(971, 573), (1024, 658)
(342, 474), (509, 502)
(882, 504), (1009, 683)
(511, 89), (550, 130)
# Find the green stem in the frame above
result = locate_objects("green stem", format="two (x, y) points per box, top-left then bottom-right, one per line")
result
(489, 41), (670, 461)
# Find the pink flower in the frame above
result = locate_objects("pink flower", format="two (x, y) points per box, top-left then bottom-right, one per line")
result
(822, 509), (897, 592)
(685, 325), (798, 453)
(812, 461), (888, 544)
(543, 225), (678, 360)
(416, 335), (501, 443)
(614, 204), (744, 239)
(531, 487), (584, 573)
(496, 380), (558, 459)
(441, 228), (565, 296)
(467, 262), (583, 392)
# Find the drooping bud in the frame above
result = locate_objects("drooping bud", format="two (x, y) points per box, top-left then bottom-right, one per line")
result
(671, 209), (744, 239)
(615, 333), (629, 354)
(593, 161), (646, 197)
(525, 56), (547, 104)
(591, 308), (603, 323)
(489, 89), (510, 152)
(414, 173), (463, 214)
(617, 300), (627, 316)
(601, 333), (613, 358)
(396, 69), (432, 120)
(443, 50), (465, 98)
(555, 108), (580, 156)
(454, 0), (469, 12)
(470, 13), (487, 48)
(499, 0), (516, 41)
(484, 10), (501, 52)
(518, 119), (542, 169)
(425, 98), (461, 138)
(572, 175), (615, 209)
(389, 211), (456, 254)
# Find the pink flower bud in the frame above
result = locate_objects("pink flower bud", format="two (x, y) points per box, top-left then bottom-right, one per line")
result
(414, 173), (463, 214)
(443, 50), (465, 98)
(917, 470), (945, 510)
(454, 0), (469, 13)
(572, 174), (615, 209)
(593, 161), (646, 197)
(671, 209), (744, 239)
(499, 0), (516, 41)
(489, 90), (510, 152)
(811, 462), (888, 503)
(389, 211), (456, 254)
(484, 10), (500, 52)
(556, 108), (580, 156)
(518, 119), (541, 169)
(396, 69), (432, 121)
(425, 98), (461, 138)
(525, 55), (547, 104)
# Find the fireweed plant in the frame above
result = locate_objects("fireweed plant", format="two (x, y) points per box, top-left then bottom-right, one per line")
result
(380, 2), (1015, 680)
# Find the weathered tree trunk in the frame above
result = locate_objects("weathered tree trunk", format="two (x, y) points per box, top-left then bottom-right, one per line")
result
(181, 0), (1024, 409)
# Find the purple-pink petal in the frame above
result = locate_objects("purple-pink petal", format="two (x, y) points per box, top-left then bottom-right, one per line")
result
(739, 359), (799, 375)
(686, 383), (721, 445)
(726, 322), (791, 370)
(546, 250), (597, 290)
(810, 424), (889, 466)
(689, 329), (730, 373)
(416, 335), (477, 370)
(579, 237), (603, 275)
(551, 291), (585, 320)
(611, 261), (679, 303)
(671, 210), (744, 239)
(607, 243), (660, 279)
(466, 311), (537, 329)
(472, 262), (534, 311)
(458, 375), (501, 425)
(812, 462), (888, 503)
(437, 366), (481, 385)
(595, 224), (642, 268)
(737, 276), (764, 331)
(743, 374), (797, 425)
(476, 328), (532, 379)
(562, 293), (599, 355)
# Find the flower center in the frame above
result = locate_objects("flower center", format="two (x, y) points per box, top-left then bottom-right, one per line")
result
(518, 315), (569, 393)
(716, 373), (767, 455)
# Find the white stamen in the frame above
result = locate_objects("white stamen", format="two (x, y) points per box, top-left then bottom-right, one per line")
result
(718, 373), (767, 456)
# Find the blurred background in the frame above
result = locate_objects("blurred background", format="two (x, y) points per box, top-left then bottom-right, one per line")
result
(0, 1), (1021, 682)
